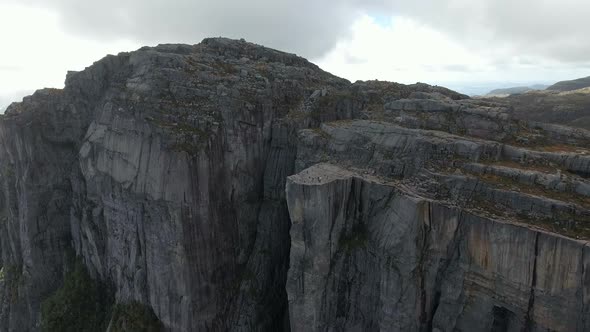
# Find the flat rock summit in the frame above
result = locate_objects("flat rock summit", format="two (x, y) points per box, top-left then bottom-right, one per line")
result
(1, 38), (589, 331)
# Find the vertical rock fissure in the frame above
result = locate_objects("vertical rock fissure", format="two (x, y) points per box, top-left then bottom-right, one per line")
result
(580, 244), (588, 330)
(320, 177), (359, 327)
(524, 232), (539, 332)
(418, 201), (432, 331)
(427, 210), (465, 332)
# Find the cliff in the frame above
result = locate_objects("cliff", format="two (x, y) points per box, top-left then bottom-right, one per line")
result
(0, 38), (588, 331)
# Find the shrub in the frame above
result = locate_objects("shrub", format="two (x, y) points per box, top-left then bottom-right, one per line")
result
(109, 302), (163, 332)
(40, 261), (112, 332)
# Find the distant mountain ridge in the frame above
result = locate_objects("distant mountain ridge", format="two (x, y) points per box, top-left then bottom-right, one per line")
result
(547, 76), (590, 92)
(484, 87), (590, 129)
(486, 84), (548, 96)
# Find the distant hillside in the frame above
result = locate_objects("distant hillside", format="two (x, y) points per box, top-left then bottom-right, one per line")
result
(484, 88), (590, 129)
(547, 76), (590, 92)
(486, 84), (547, 96)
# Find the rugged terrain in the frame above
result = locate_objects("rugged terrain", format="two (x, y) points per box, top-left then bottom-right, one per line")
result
(547, 76), (590, 92)
(484, 87), (590, 130)
(0, 38), (589, 331)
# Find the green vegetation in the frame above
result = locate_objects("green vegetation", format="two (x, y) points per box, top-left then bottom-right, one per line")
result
(317, 90), (354, 109)
(212, 60), (238, 75)
(40, 260), (112, 332)
(109, 302), (163, 332)
(2, 164), (14, 177)
(41, 260), (163, 332)
(254, 63), (271, 77)
(472, 171), (590, 209)
(467, 178), (590, 240)
(492, 90), (590, 130)
(339, 223), (369, 252)
(1, 264), (24, 303)
(145, 116), (215, 154)
(310, 127), (332, 140)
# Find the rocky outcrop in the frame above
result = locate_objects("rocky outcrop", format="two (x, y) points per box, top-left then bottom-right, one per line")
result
(0, 38), (588, 331)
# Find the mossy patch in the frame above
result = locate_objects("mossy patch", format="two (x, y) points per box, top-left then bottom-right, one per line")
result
(40, 260), (164, 332)
(339, 223), (369, 252)
(212, 60), (238, 76)
(40, 260), (113, 332)
(1, 264), (24, 303)
(109, 302), (163, 332)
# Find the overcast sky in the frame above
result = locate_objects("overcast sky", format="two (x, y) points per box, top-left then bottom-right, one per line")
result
(1, 0), (590, 111)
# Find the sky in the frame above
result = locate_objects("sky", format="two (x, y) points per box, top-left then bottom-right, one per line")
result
(1, 0), (590, 111)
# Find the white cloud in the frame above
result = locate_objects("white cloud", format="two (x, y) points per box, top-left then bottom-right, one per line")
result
(382, 0), (590, 64)
(314, 15), (489, 84)
(0, 3), (140, 112)
(314, 14), (590, 94)
(1, 0), (590, 102)
(9, 0), (365, 58)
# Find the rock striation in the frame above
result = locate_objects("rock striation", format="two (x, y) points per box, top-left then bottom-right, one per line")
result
(0, 38), (588, 331)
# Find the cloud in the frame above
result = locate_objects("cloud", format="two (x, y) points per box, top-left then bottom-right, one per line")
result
(315, 14), (590, 95)
(316, 15), (489, 84)
(9, 0), (390, 59)
(0, 3), (140, 111)
(9, 0), (590, 64)
(2, 0), (590, 99)
(0, 65), (22, 72)
(382, 0), (590, 64)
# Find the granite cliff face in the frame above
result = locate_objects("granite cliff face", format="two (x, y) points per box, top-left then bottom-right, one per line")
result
(0, 38), (588, 331)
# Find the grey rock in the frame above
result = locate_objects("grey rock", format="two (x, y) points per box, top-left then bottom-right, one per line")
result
(286, 164), (590, 332)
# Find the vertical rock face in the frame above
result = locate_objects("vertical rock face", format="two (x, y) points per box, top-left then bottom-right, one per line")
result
(286, 164), (590, 332)
(286, 105), (590, 331)
(0, 38), (350, 331)
(0, 37), (589, 332)
(0, 88), (84, 331)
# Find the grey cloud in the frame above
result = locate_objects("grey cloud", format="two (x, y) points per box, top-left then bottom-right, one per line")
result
(344, 53), (367, 65)
(10, 0), (590, 64)
(12, 0), (388, 58)
(0, 65), (22, 71)
(385, 0), (590, 64)
(418, 64), (472, 72)
(440, 64), (472, 72)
